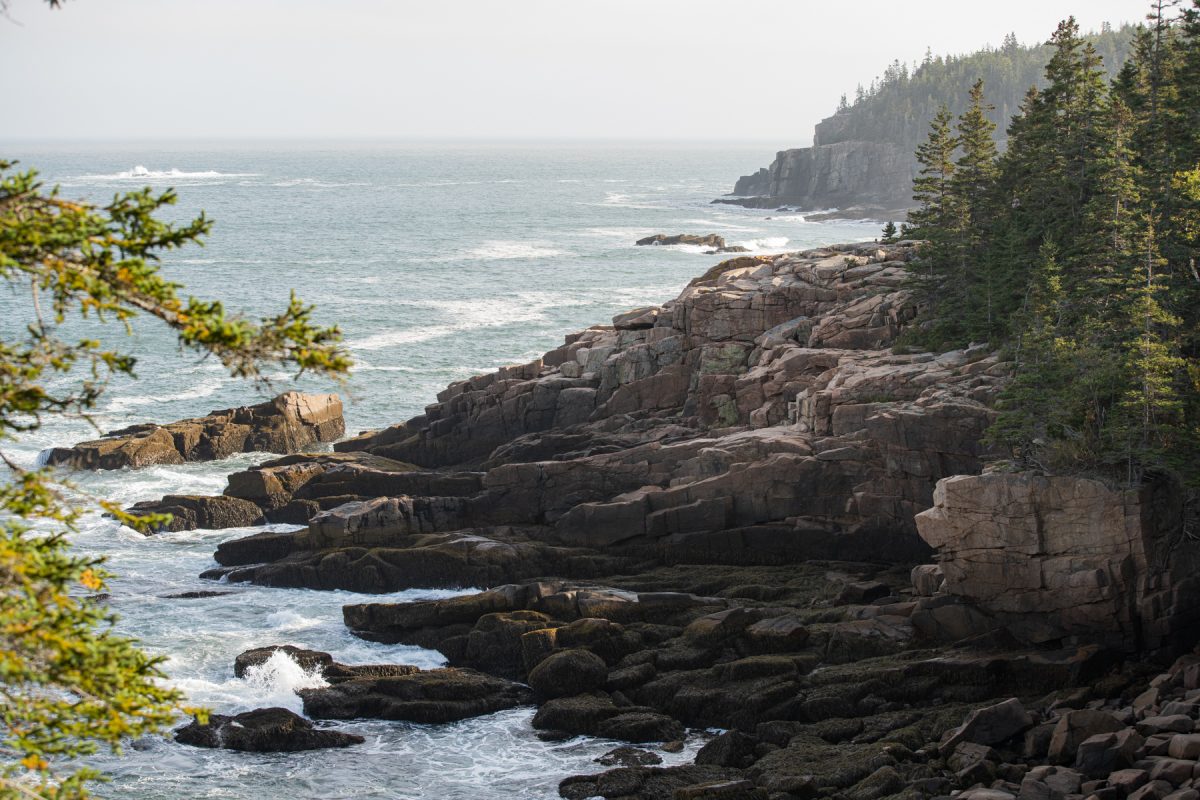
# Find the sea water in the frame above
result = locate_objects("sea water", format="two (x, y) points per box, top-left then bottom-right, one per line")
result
(0, 141), (877, 799)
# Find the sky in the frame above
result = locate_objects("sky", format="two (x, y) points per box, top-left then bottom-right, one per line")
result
(0, 0), (1147, 143)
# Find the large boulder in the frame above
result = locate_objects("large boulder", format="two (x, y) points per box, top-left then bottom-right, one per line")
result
(527, 649), (609, 700)
(174, 707), (363, 752)
(47, 391), (345, 470)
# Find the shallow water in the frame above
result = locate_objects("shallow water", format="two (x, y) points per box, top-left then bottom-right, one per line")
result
(0, 141), (875, 798)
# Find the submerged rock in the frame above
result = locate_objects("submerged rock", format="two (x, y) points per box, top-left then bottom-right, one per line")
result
(173, 707), (363, 752)
(47, 391), (344, 470)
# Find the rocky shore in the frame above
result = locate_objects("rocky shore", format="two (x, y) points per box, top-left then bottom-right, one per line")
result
(47, 391), (344, 470)
(106, 242), (1199, 799)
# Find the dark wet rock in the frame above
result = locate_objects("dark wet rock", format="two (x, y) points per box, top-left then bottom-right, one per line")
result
(134, 450), (427, 533)
(595, 745), (662, 768)
(558, 764), (745, 800)
(173, 707), (363, 752)
(532, 692), (684, 743)
(160, 590), (237, 599)
(129, 494), (265, 533)
(48, 392), (344, 470)
(298, 667), (531, 723)
(527, 649), (608, 700)
(696, 730), (759, 768)
(232, 645), (420, 684)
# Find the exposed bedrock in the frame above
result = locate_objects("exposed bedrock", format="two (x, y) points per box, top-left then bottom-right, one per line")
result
(916, 472), (1200, 656)
(721, 140), (915, 216)
(635, 233), (750, 254)
(138, 240), (1200, 799)
(47, 391), (344, 470)
(161, 242), (1002, 591)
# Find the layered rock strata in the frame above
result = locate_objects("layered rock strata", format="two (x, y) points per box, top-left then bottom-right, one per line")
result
(162, 242), (1003, 590)
(47, 391), (344, 470)
(146, 240), (1200, 800)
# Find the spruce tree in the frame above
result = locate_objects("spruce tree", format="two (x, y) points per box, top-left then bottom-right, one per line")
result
(904, 106), (959, 346)
(952, 79), (1001, 342)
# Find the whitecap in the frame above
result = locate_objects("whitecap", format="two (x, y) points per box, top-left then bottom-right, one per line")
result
(678, 218), (763, 232)
(75, 166), (259, 181)
(172, 650), (328, 715)
(464, 241), (568, 260)
(347, 296), (550, 352)
(272, 177), (371, 188)
(595, 192), (664, 210)
(349, 326), (457, 351)
(264, 609), (323, 631)
(736, 236), (790, 252)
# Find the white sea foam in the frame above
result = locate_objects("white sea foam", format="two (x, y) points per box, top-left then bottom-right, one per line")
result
(464, 240), (568, 260)
(272, 177), (371, 188)
(76, 165), (259, 181)
(737, 236), (791, 251)
(679, 218), (763, 232)
(348, 295), (548, 352)
(173, 650), (328, 715)
(596, 191), (664, 210)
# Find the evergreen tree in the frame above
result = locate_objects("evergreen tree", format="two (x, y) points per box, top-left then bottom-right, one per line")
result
(952, 79), (1001, 341)
(880, 220), (898, 242)
(908, 5), (1200, 486)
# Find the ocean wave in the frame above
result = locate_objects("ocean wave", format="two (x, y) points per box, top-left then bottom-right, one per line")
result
(272, 177), (371, 188)
(172, 650), (327, 715)
(679, 218), (763, 232)
(737, 236), (790, 251)
(595, 192), (665, 210)
(464, 241), (568, 260)
(347, 295), (551, 352)
(75, 165), (259, 181)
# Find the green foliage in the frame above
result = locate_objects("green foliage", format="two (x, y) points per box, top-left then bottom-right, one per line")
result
(906, 7), (1200, 487)
(0, 159), (351, 796)
(880, 221), (898, 243)
(830, 23), (1136, 160)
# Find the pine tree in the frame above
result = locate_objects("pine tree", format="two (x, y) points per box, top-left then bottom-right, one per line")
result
(904, 106), (959, 345)
(952, 79), (1001, 342)
(880, 221), (898, 242)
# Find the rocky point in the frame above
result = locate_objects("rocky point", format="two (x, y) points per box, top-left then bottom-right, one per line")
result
(109, 241), (1199, 798)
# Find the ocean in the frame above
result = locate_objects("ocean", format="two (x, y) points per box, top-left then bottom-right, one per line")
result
(0, 141), (878, 799)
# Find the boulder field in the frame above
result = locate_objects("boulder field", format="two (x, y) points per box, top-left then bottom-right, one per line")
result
(131, 241), (1199, 799)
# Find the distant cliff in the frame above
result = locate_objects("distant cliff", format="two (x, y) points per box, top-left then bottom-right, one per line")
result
(723, 24), (1135, 216)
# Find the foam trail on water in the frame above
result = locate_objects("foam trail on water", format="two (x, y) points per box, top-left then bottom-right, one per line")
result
(464, 241), (568, 259)
(76, 166), (259, 181)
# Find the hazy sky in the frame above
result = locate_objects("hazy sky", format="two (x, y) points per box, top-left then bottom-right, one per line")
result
(1, 0), (1145, 143)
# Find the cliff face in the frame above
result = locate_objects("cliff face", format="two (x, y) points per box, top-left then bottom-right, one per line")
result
(730, 139), (914, 212)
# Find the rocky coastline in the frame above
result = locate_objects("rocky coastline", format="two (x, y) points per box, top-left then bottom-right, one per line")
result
(720, 112), (916, 219)
(91, 242), (1200, 799)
